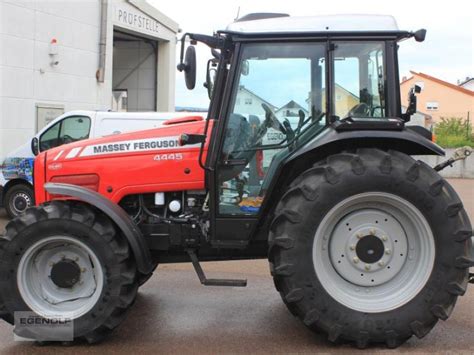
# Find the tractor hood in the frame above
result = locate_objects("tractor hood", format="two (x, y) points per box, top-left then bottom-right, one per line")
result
(44, 115), (205, 164)
(35, 115), (210, 205)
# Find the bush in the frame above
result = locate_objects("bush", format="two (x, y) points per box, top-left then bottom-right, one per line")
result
(435, 117), (474, 148)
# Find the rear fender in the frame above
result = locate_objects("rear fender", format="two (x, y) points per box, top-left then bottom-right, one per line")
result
(255, 127), (444, 238)
(292, 126), (444, 160)
(44, 182), (153, 274)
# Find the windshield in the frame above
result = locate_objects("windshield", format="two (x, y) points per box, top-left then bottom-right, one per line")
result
(333, 42), (386, 118)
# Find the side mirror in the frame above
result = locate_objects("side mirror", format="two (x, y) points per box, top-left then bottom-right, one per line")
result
(402, 84), (422, 122)
(177, 45), (197, 90)
(414, 29), (427, 42)
(31, 137), (39, 156)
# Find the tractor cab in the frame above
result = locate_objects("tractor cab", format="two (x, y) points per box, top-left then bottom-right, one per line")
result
(178, 14), (428, 240)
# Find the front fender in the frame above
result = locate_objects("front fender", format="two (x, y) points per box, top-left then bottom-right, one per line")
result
(44, 183), (153, 274)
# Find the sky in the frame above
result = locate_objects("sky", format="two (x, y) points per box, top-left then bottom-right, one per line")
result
(149, 0), (473, 109)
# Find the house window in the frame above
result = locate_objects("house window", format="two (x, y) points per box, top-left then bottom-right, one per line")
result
(245, 98), (252, 105)
(415, 81), (425, 90)
(426, 101), (439, 110)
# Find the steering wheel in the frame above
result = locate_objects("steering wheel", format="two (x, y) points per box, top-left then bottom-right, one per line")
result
(261, 103), (287, 134)
(347, 103), (371, 118)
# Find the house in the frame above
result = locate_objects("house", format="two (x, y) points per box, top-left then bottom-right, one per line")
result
(275, 100), (309, 124)
(400, 71), (474, 123)
(305, 84), (359, 118)
(233, 86), (277, 117)
(333, 84), (360, 118)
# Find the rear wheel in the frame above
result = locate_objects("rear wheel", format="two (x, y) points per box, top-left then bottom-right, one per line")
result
(4, 184), (35, 219)
(269, 149), (473, 348)
(0, 201), (138, 343)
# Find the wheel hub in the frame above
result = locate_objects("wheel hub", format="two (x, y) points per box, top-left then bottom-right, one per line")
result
(329, 209), (408, 287)
(355, 235), (385, 263)
(50, 259), (81, 288)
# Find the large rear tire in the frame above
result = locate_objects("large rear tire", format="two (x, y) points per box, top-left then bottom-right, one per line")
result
(269, 149), (473, 348)
(0, 201), (138, 343)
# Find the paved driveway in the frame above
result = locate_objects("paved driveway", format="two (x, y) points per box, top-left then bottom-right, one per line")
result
(0, 179), (473, 354)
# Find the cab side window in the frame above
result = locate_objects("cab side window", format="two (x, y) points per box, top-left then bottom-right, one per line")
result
(39, 116), (91, 152)
(333, 42), (386, 118)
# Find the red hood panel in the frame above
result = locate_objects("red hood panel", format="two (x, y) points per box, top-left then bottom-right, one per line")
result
(47, 120), (206, 162)
(38, 119), (211, 205)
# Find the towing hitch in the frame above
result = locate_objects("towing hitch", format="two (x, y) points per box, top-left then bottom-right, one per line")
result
(186, 249), (247, 287)
(434, 146), (473, 172)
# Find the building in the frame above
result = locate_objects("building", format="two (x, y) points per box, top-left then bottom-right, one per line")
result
(332, 84), (359, 118)
(400, 71), (474, 123)
(233, 85), (277, 117)
(275, 100), (308, 123)
(305, 84), (359, 118)
(0, 0), (179, 160)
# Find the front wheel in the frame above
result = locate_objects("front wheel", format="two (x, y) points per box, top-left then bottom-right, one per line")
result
(0, 201), (138, 343)
(269, 149), (473, 348)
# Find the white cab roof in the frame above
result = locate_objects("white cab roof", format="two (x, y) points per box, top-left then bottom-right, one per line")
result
(226, 14), (399, 34)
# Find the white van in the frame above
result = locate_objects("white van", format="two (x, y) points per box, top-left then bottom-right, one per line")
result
(0, 110), (206, 218)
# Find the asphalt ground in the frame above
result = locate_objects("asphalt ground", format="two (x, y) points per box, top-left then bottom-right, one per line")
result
(0, 179), (473, 354)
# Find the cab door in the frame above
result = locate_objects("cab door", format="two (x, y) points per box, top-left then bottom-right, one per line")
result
(209, 41), (328, 245)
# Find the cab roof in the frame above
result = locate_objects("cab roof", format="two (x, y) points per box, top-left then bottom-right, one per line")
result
(222, 14), (412, 39)
(226, 14), (399, 33)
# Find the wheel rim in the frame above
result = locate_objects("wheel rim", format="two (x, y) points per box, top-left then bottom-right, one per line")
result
(10, 192), (32, 215)
(313, 192), (435, 313)
(17, 236), (104, 319)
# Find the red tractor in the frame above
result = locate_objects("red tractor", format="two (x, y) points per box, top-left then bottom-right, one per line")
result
(0, 14), (472, 348)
